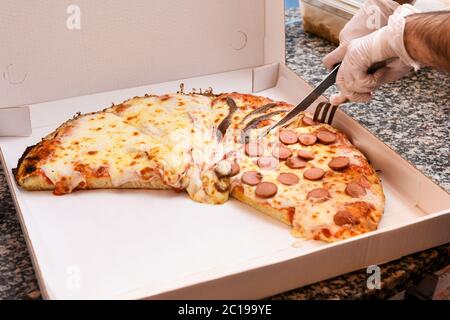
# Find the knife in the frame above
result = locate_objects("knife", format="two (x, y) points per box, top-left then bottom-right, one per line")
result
(256, 59), (394, 140)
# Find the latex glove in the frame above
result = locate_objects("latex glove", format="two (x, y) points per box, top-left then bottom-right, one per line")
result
(330, 4), (421, 104)
(323, 0), (400, 70)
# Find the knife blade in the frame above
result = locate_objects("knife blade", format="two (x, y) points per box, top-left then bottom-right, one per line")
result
(257, 63), (340, 140)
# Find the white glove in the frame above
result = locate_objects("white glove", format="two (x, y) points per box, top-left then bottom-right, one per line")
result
(323, 0), (399, 70)
(330, 4), (421, 104)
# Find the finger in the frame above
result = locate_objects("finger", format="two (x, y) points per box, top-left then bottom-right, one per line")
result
(333, 68), (353, 104)
(323, 45), (347, 71)
(334, 61), (372, 104)
(335, 65), (353, 94)
(335, 56), (360, 97)
(330, 93), (347, 105)
(351, 68), (386, 93)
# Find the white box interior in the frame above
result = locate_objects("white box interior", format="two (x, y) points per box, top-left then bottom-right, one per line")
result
(0, 0), (285, 135)
(1, 64), (449, 299)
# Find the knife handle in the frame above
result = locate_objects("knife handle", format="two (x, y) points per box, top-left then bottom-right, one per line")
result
(333, 57), (397, 75)
(367, 58), (395, 74)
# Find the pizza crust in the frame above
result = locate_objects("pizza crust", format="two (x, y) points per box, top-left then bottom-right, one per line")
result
(231, 185), (294, 226)
(18, 175), (171, 192)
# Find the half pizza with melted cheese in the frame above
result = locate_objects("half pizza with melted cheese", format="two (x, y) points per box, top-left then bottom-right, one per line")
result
(14, 92), (385, 242)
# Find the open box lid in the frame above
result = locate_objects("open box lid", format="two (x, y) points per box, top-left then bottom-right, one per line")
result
(0, 0), (284, 109)
(0, 0), (285, 136)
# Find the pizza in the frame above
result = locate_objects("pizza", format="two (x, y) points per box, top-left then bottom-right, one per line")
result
(13, 90), (385, 242)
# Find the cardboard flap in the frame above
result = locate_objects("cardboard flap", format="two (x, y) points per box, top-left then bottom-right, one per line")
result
(0, 107), (31, 137)
(0, 0), (285, 109)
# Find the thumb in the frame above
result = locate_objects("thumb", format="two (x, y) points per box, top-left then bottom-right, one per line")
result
(331, 91), (372, 104)
(379, 61), (412, 85)
(323, 45), (347, 71)
(348, 92), (372, 103)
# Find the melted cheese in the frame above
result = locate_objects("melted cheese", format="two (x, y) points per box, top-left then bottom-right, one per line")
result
(40, 113), (160, 192)
(107, 94), (229, 204)
(39, 94), (231, 204)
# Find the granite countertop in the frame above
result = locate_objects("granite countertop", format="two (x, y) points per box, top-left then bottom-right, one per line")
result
(0, 7), (448, 300)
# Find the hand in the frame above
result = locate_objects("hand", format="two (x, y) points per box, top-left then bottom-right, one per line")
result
(330, 4), (421, 104)
(323, 0), (400, 71)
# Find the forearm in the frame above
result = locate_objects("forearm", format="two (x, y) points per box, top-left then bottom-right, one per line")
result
(404, 11), (450, 72)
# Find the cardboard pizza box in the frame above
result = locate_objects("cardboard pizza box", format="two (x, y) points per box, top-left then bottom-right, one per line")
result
(0, 0), (449, 299)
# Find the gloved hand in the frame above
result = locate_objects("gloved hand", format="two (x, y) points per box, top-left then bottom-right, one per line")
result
(330, 4), (421, 104)
(323, 0), (399, 71)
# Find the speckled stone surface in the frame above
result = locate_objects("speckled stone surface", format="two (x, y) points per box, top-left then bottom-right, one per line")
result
(270, 245), (450, 300)
(0, 7), (448, 300)
(0, 164), (40, 300)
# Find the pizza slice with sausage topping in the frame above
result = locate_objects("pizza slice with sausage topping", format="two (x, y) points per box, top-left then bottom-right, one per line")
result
(207, 93), (384, 242)
(225, 116), (384, 242)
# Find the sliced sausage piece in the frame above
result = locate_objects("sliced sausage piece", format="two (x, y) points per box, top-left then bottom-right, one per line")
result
(257, 156), (278, 170)
(241, 171), (263, 185)
(345, 182), (367, 198)
(279, 130), (298, 145)
(334, 210), (359, 226)
(303, 167), (325, 181)
(277, 173), (299, 186)
(355, 176), (370, 188)
(230, 162), (240, 177)
(214, 181), (230, 192)
(286, 156), (307, 169)
(298, 133), (317, 146)
(302, 116), (317, 126)
(297, 149), (315, 160)
(271, 144), (292, 160)
(316, 130), (336, 144)
(245, 142), (264, 157)
(307, 188), (330, 201)
(255, 182), (278, 198)
(328, 156), (350, 171)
